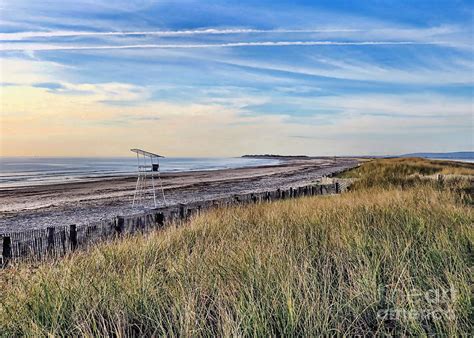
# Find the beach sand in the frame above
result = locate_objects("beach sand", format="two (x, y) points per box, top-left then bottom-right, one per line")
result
(0, 158), (357, 232)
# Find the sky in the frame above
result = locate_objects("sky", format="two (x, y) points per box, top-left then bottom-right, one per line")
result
(0, 0), (473, 157)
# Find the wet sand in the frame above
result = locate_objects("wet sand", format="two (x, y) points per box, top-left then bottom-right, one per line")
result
(0, 158), (358, 232)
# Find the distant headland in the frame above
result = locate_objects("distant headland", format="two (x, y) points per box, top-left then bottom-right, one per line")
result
(242, 154), (311, 160)
(243, 152), (474, 161)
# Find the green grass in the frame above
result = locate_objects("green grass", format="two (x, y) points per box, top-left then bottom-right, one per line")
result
(0, 158), (473, 336)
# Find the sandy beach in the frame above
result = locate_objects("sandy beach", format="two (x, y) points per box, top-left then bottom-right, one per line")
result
(0, 158), (357, 233)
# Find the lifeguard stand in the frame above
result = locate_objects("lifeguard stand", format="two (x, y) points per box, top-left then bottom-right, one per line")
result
(131, 148), (166, 208)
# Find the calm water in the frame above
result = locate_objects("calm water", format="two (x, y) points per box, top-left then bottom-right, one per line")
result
(433, 158), (474, 163)
(0, 157), (280, 188)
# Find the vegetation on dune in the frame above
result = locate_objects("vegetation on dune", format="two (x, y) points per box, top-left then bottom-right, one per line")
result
(341, 157), (474, 195)
(0, 158), (473, 336)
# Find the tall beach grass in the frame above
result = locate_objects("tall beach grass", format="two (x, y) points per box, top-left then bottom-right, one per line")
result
(0, 158), (472, 336)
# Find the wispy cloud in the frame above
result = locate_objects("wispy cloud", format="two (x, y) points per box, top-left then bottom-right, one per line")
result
(1, 24), (463, 39)
(211, 54), (474, 85)
(0, 28), (362, 40)
(1, 40), (447, 52)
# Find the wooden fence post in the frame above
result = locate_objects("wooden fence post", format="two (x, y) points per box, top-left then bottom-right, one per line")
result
(60, 229), (66, 254)
(155, 212), (165, 227)
(115, 216), (124, 236)
(186, 207), (194, 219)
(179, 204), (186, 219)
(137, 217), (143, 233)
(34, 237), (42, 260)
(47, 227), (55, 255)
(2, 236), (12, 267)
(70, 224), (78, 251)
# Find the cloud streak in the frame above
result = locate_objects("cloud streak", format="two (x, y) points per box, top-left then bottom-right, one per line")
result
(212, 55), (474, 85)
(0, 28), (362, 40)
(1, 40), (446, 51)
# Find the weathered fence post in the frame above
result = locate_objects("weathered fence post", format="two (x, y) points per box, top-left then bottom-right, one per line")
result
(34, 237), (42, 260)
(47, 227), (55, 255)
(335, 182), (340, 194)
(60, 229), (66, 254)
(137, 217), (144, 233)
(70, 224), (78, 251)
(155, 212), (165, 227)
(179, 203), (186, 220)
(186, 207), (194, 219)
(115, 216), (124, 236)
(2, 236), (12, 267)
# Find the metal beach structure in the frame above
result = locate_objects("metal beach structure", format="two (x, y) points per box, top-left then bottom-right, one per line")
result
(131, 148), (166, 208)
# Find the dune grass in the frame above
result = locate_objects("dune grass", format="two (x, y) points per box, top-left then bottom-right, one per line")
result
(339, 157), (474, 190)
(0, 158), (472, 336)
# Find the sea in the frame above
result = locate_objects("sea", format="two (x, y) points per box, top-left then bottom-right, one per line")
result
(434, 158), (474, 163)
(0, 157), (281, 189)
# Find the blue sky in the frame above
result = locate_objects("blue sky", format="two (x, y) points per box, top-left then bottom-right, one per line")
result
(0, 0), (473, 156)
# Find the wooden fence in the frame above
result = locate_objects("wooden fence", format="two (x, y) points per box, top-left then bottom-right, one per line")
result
(1, 180), (350, 266)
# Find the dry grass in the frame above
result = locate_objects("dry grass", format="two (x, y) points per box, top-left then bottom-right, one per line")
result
(0, 158), (472, 336)
(340, 157), (474, 192)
